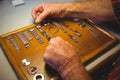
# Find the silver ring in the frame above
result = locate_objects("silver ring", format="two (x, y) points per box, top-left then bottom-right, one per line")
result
(33, 74), (45, 80)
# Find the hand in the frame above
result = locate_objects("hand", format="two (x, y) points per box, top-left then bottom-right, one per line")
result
(32, 2), (69, 23)
(44, 37), (79, 71)
(44, 37), (92, 80)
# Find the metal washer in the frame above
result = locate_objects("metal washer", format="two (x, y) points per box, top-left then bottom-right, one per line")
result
(33, 74), (45, 80)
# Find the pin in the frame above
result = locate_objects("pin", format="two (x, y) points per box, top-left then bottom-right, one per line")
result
(36, 25), (51, 41)
(61, 21), (81, 37)
(53, 21), (78, 43)
(29, 28), (44, 44)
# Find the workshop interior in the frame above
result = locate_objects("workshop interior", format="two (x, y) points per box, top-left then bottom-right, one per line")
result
(0, 0), (120, 80)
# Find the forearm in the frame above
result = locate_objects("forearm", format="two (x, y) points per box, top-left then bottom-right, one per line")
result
(64, 0), (116, 21)
(64, 2), (91, 19)
(58, 56), (92, 80)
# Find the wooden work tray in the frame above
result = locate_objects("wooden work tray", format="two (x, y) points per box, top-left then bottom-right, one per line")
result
(0, 19), (118, 80)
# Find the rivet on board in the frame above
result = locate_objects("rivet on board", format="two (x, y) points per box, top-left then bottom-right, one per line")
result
(21, 59), (31, 66)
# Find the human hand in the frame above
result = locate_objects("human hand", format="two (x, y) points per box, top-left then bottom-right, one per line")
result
(44, 37), (80, 71)
(32, 2), (69, 23)
(44, 37), (92, 80)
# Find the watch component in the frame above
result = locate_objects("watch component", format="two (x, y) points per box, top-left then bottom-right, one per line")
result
(73, 18), (80, 22)
(23, 31), (32, 40)
(29, 28), (44, 44)
(44, 23), (50, 26)
(49, 26), (59, 34)
(53, 21), (78, 43)
(78, 21), (86, 28)
(33, 74), (45, 80)
(61, 21), (81, 37)
(17, 33), (30, 48)
(8, 36), (20, 51)
(21, 59), (30, 66)
(36, 25), (51, 41)
(37, 19), (51, 26)
(27, 67), (37, 75)
(73, 19), (86, 28)
(88, 29), (99, 37)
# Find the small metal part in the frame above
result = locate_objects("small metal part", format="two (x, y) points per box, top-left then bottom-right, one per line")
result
(44, 23), (49, 26)
(61, 22), (81, 37)
(53, 21), (78, 43)
(33, 74), (45, 80)
(73, 19), (86, 28)
(8, 36), (20, 51)
(53, 21), (66, 33)
(27, 67), (37, 75)
(22, 59), (30, 66)
(17, 33), (30, 48)
(23, 31), (32, 40)
(73, 18), (80, 22)
(29, 28), (44, 44)
(73, 31), (81, 37)
(78, 22), (86, 28)
(36, 25), (51, 41)
(67, 33), (78, 43)
(88, 29), (99, 37)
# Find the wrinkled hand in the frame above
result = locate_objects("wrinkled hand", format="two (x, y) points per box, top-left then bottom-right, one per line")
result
(44, 37), (80, 71)
(44, 37), (92, 80)
(32, 2), (69, 23)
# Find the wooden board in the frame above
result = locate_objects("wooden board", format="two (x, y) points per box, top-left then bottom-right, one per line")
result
(0, 19), (118, 80)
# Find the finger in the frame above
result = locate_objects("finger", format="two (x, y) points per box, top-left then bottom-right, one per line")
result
(32, 5), (43, 19)
(55, 37), (64, 41)
(49, 37), (56, 45)
(35, 9), (50, 23)
(65, 41), (72, 47)
(32, 9), (37, 19)
(49, 37), (62, 44)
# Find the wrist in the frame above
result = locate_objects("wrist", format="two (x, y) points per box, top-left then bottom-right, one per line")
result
(58, 56), (85, 80)
(57, 55), (92, 80)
